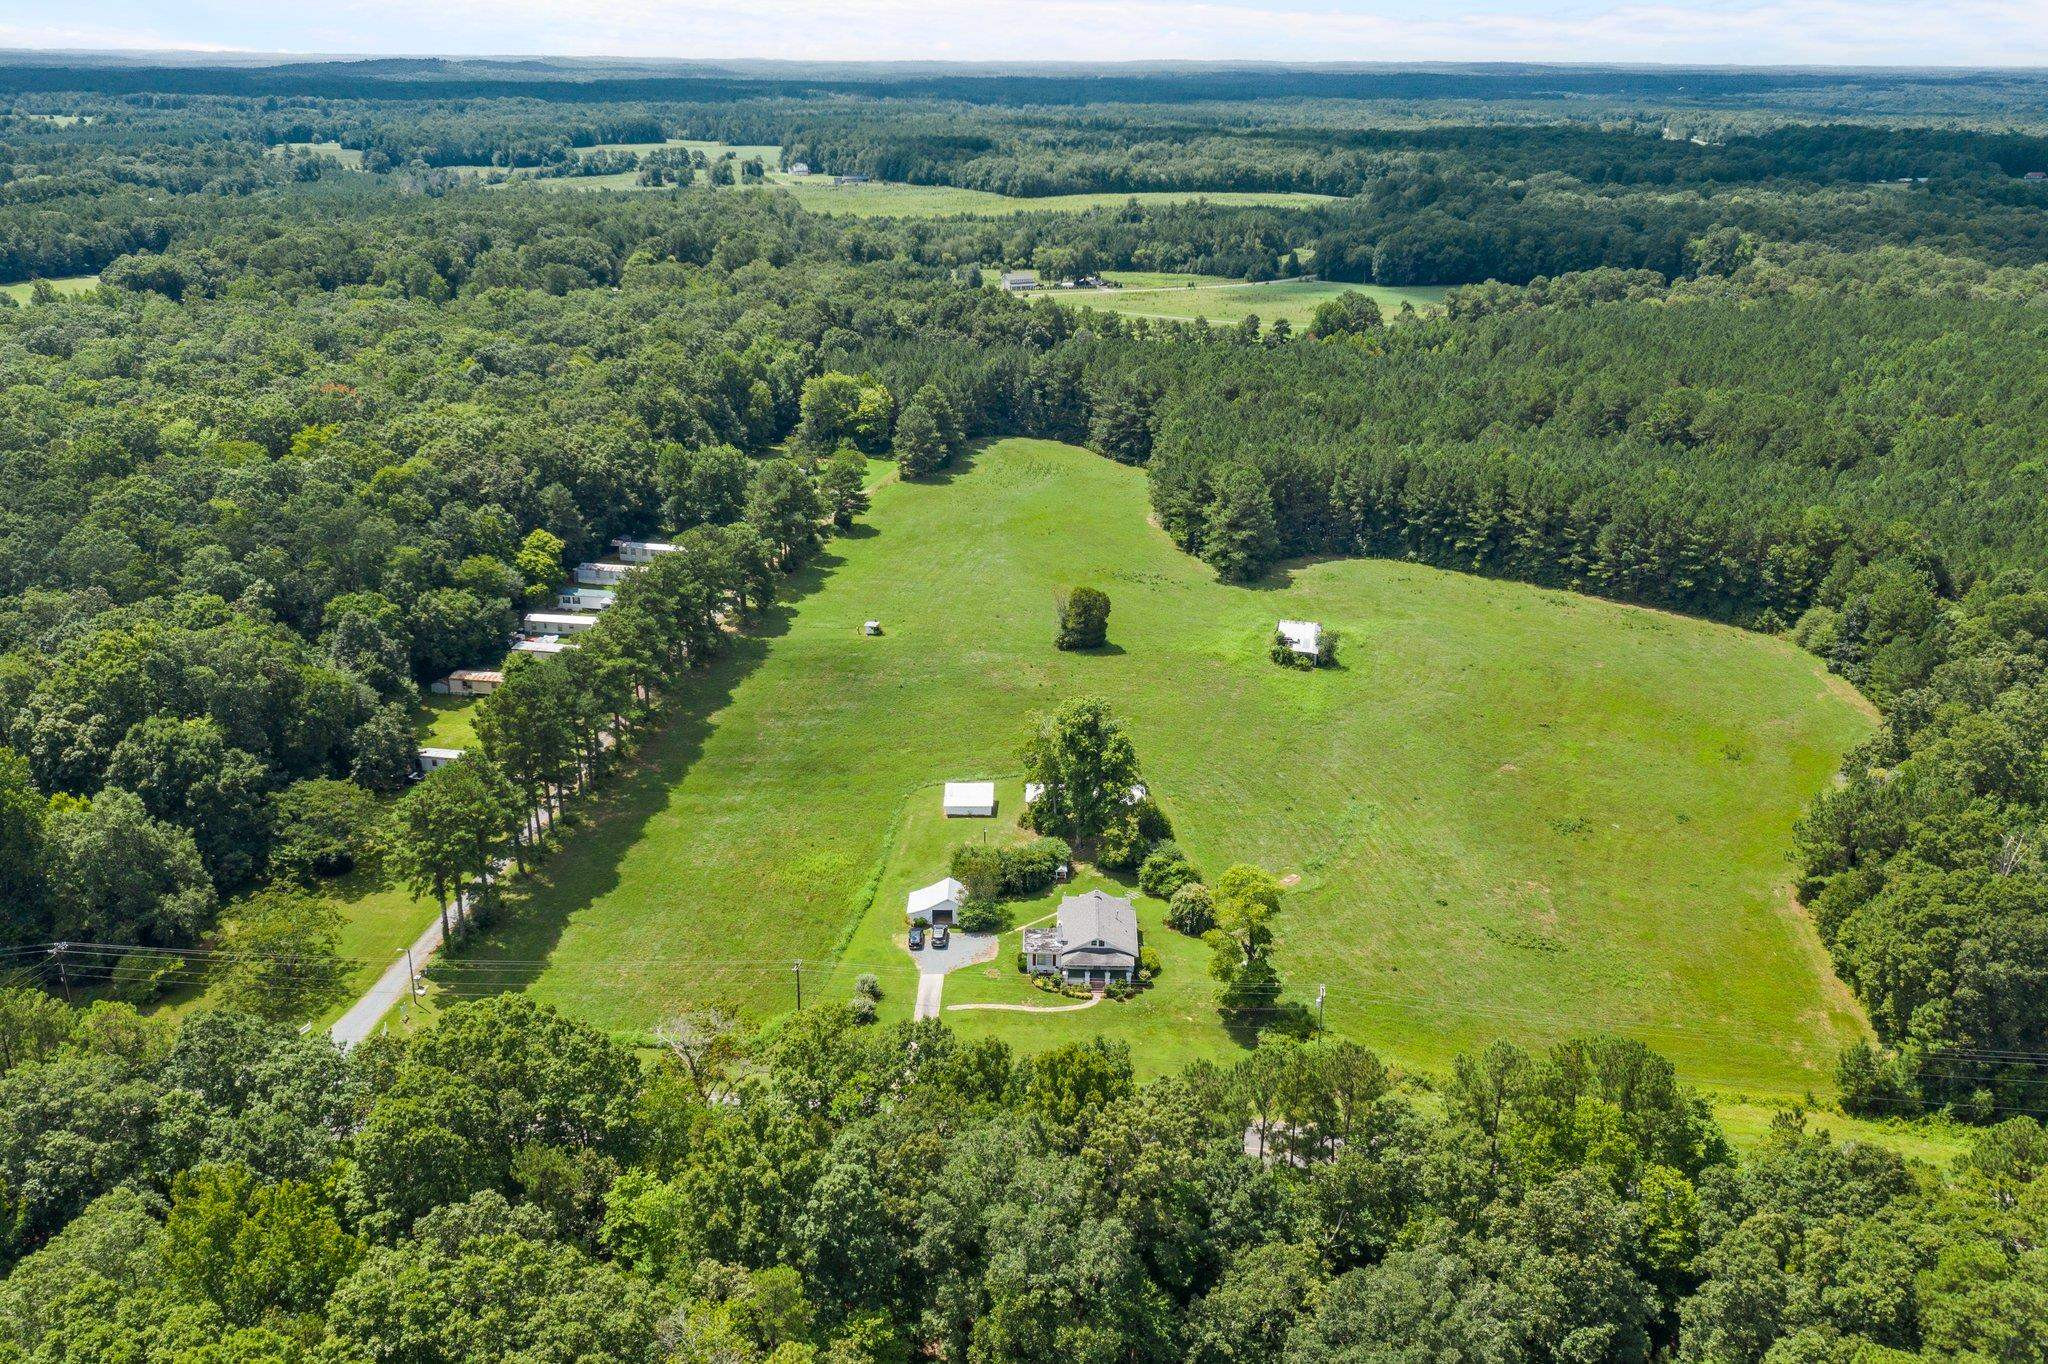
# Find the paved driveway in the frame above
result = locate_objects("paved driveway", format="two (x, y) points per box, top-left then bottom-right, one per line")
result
(909, 929), (997, 1019)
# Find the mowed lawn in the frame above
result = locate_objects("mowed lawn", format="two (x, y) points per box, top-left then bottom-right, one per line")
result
(449, 438), (1873, 1095)
(1067, 276), (1450, 326)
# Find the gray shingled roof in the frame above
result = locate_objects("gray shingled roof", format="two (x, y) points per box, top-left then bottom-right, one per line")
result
(1055, 890), (1139, 963)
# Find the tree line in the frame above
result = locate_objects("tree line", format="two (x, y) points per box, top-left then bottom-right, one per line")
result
(0, 992), (2042, 1361)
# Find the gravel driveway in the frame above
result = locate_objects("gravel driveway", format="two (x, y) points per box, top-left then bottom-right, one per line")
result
(909, 929), (997, 1019)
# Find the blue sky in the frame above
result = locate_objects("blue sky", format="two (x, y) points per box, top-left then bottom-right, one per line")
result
(3, 0), (2044, 65)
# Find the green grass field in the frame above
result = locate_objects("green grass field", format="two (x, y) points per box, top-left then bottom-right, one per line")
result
(1065, 276), (1450, 326)
(267, 141), (365, 170)
(766, 183), (1336, 218)
(499, 143), (1332, 217)
(1, 275), (98, 304)
(442, 437), (1872, 1097)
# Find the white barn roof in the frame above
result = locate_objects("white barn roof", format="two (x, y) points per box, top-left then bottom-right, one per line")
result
(1277, 620), (1322, 655)
(943, 781), (997, 816)
(906, 877), (966, 921)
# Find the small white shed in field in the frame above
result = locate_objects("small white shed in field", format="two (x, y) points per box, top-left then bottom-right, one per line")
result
(943, 782), (997, 817)
(863, 620), (882, 636)
(906, 877), (966, 925)
(1277, 620), (1322, 658)
(415, 747), (463, 775)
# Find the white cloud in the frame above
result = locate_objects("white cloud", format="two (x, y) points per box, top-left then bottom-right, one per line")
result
(4, 0), (2046, 65)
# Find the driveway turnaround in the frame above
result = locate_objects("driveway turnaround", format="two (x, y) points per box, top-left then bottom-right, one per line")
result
(910, 930), (998, 1020)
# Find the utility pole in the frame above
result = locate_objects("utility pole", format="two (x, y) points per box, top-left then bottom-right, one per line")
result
(1316, 984), (1326, 1033)
(50, 943), (71, 1005)
(792, 960), (803, 1010)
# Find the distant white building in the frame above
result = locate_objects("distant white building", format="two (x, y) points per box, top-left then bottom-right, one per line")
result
(511, 636), (576, 656)
(556, 586), (616, 612)
(906, 877), (966, 925)
(575, 561), (634, 586)
(611, 538), (682, 565)
(522, 612), (598, 636)
(943, 782), (997, 817)
(431, 668), (503, 696)
(863, 620), (882, 636)
(1277, 620), (1322, 658)
(1001, 271), (1038, 292)
(415, 747), (463, 775)
(787, 161), (811, 176)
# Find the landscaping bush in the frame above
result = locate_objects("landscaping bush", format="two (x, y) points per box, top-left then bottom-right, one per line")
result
(848, 995), (878, 1025)
(956, 899), (1009, 934)
(1138, 842), (1198, 899)
(1055, 586), (1111, 650)
(1167, 882), (1215, 936)
(1138, 945), (1162, 980)
(854, 972), (882, 1001)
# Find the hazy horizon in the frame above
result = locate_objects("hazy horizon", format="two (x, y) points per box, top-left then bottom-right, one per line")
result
(3, 0), (2045, 69)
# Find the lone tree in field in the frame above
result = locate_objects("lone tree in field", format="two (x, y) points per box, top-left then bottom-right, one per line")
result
(1055, 586), (1111, 651)
(1205, 863), (1286, 1019)
(1022, 697), (1142, 846)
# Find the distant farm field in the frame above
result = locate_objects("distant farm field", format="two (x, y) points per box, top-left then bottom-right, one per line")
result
(505, 139), (1338, 215)
(1065, 276), (1450, 326)
(446, 438), (1872, 1096)
(767, 183), (1337, 217)
(267, 140), (365, 169)
(1, 275), (98, 303)
(499, 158), (1334, 216)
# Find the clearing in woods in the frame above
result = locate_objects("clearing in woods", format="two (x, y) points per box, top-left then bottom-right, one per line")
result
(442, 438), (1873, 1096)
(1060, 275), (1451, 326)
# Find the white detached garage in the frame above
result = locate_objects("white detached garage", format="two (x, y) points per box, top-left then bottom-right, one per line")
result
(942, 782), (997, 817)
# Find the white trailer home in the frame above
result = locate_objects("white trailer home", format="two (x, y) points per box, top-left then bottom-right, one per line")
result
(521, 612), (598, 636)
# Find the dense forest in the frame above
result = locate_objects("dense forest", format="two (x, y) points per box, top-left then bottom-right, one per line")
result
(5, 990), (2048, 1362)
(2, 59), (2048, 1357)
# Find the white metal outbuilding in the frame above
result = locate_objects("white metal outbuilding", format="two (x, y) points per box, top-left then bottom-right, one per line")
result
(1277, 619), (1322, 657)
(942, 781), (997, 817)
(906, 877), (966, 924)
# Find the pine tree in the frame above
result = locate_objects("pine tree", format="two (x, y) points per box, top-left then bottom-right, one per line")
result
(1202, 466), (1279, 583)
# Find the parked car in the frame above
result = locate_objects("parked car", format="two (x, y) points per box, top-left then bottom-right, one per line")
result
(933, 924), (951, 949)
(909, 925), (926, 950)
